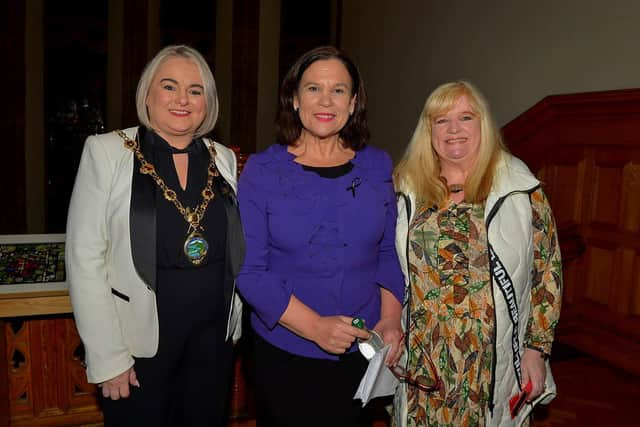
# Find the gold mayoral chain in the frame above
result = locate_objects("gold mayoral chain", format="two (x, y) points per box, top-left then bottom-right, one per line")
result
(116, 130), (219, 265)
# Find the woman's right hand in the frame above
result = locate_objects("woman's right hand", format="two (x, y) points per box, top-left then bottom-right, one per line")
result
(99, 367), (140, 400)
(279, 297), (369, 353)
(313, 315), (370, 354)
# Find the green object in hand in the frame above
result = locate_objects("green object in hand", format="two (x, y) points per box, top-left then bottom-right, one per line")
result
(352, 317), (383, 360)
(352, 317), (365, 329)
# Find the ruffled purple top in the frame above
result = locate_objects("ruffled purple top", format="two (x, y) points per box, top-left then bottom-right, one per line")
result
(236, 144), (404, 359)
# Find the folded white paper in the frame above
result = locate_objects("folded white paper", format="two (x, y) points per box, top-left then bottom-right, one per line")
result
(353, 344), (399, 406)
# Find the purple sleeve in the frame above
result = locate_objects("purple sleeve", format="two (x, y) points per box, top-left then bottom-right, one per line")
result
(236, 156), (293, 329)
(374, 152), (405, 304)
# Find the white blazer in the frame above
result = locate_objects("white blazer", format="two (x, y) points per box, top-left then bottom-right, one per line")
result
(65, 127), (243, 384)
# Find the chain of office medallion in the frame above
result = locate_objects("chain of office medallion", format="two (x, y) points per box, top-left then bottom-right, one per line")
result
(116, 130), (219, 231)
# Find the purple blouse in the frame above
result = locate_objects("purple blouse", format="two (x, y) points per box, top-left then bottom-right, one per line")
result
(236, 144), (404, 360)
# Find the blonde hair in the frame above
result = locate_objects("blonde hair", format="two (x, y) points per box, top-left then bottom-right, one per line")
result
(135, 45), (219, 138)
(394, 80), (507, 208)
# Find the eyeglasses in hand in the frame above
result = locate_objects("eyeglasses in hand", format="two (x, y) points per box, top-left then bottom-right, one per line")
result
(390, 317), (441, 392)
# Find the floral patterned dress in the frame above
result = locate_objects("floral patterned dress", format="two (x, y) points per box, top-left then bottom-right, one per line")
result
(403, 189), (562, 427)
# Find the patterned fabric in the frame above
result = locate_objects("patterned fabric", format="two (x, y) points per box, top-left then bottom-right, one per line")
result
(526, 190), (563, 354)
(403, 189), (561, 427)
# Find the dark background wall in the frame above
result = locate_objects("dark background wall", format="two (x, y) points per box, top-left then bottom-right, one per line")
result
(3, 0), (640, 234)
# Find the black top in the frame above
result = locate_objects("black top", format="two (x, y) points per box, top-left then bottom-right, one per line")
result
(146, 130), (227, 270)
(138, 129), (229, 326)
(302, 161), (354, 178)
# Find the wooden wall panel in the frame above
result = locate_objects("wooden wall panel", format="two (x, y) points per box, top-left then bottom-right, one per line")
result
(589, 166), (622, 226)
(633, 254), (640, 317)
(584, 246), (614, 305)
(503, 88), (640, 375)
(612, 249), (637, 315)
(622, 163), (640, 232)
(561, 257), (579, 304)
(544, 163), (583, 226)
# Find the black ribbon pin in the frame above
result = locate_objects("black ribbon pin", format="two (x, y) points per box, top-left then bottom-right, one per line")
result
(347, 177), (361, 198)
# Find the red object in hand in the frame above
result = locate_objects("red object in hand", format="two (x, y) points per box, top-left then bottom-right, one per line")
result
(509, 380), (533, 419)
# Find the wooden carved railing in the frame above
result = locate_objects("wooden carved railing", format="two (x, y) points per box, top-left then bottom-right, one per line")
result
(3, 316), (103, 427)
(502, 88), (640, 376)
(0, 234), (102, 427)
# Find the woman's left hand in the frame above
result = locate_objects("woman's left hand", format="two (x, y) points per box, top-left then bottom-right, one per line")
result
(373, 316), (403, 367)
(521, 348), (547, 401)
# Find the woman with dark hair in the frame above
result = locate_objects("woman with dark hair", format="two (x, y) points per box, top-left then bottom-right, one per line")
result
(237, 46), (405, 426)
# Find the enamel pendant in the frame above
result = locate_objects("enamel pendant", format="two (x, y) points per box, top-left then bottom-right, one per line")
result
(183, 231), (209, 265)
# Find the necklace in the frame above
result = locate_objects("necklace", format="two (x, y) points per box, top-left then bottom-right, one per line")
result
(448, 184), (464, 193)
(117, 130), (218, 265)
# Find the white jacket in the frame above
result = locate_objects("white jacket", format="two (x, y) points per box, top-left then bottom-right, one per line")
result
(66, 127), (243, 384)
(394, 153), (556, 426)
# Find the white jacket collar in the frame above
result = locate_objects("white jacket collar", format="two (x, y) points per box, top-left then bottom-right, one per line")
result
(485, 153), (540, 219)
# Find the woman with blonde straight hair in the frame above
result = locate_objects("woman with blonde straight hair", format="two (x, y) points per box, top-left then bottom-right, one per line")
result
(66, 45), (243, 426)
(394, 81), (505, 208)
(393, 81), (562, 426)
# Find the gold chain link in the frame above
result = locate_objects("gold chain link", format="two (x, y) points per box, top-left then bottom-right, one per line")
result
(116, 130), (219, 233)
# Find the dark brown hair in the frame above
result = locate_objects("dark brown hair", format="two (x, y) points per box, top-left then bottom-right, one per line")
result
(275, 46), (369, 150)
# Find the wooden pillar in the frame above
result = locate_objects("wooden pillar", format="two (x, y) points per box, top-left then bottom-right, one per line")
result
(106, 0), (125, 130)
(231, 0), (260, 154)
(255, 0), (281, 152)
(147, 0), (161, 55)
(24, 0), (46, 233)
(215, 0), (233, 145)
(122, 1), (152, 127)
(330, 0), (342, 46)
(107, 0), (160, 130)
(0, 0), (26, 234)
